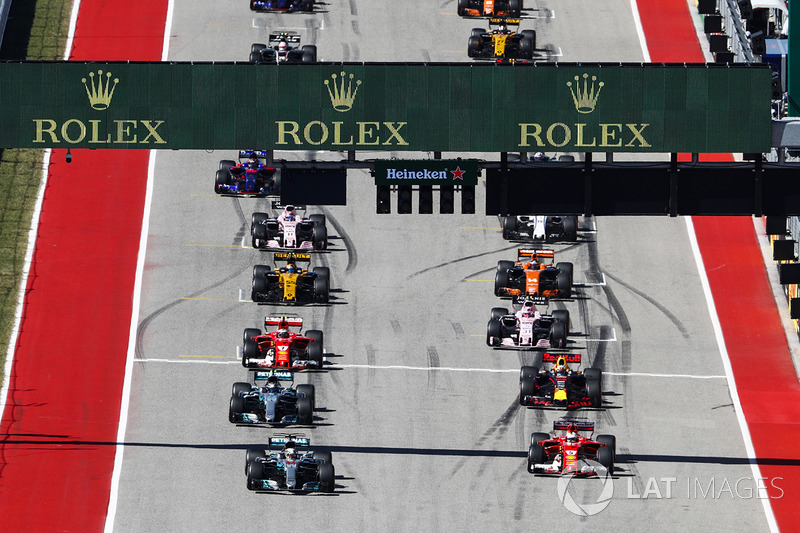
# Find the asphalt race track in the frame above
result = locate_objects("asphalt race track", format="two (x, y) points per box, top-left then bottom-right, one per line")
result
(110, 1), (772, 530)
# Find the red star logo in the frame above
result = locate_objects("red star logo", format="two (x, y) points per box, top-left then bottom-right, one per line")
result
(450, 166), (465, 180)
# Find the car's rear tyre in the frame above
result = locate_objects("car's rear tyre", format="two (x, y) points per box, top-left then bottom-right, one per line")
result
(457, 0), (469, 15)
(587, 378), (602, 408)
(520, 365), (539, 382)
(214, 169), (230, 194)
(563, 216), (578, 241)
(306, 329), (324, 366)
(251, 275), (268, 302)
(528, 444), (546, 473)
(249, 51), (262, 64)
(251, 212), (269, 232)
(313, 271), (330, 303)
(297, 396), (314, 424)
(490, 307), (508, 321)
(550, 321), (567, 348)
(312, 223), (328, 250)
(556, 271), (572, 298)
(229, 394), (246, 422)
(502, 216), (517, 239)
(245, 449), (266, 474)
(494, 267), (511, 296)
(232, 382), (251, 396)
(468, 36), (482, 57)
(219, 160), (236, 171)
(297, 384), (316, 411)
(471, 27), (486, 38)
(521, 30), (536, 59)
(597, 446), (614, 474)
(247, 461), (264, 489)
(584, 367), (601, 384)
(551, 309), (570, 332)
(301, 0), (314, 12)
(556, 261), (574, 285)
(314, 450), (332, 464)
(242, 338), (260, 367)
(509, 0), (522, 16)
(301, 44), (317, 63)
(243, 327), (261, 345)
(531, 432), (550, 447)
(319, 462), (335, 492)
(597, 434), (616, 455)
(486, 318), (503, 346)
(519, 377), (537, 405)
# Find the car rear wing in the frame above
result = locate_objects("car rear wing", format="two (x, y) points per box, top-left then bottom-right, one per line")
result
(553, 420), (594, 432)
(269, 434), (310, 448)
(542, 353), (581, 364)
(268, 32), (301, 44)
(238, 150), (269, 160)
(513, 295), (549, 306)
(254, 370), (294, 382)
(265, 316), (303, 329)
(274, 252), (311, 263)
(271, 201), (307, 211)
(490, 17), (520, 25)
(518, 248), (555, 261)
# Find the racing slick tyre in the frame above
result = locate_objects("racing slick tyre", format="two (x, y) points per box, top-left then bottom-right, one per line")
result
(242, 338), (260, 368)
(247, 461), (264, 490)
(467, 36), (482, 58)
(494, 267), (512, 296)
(520, 365), (539, 382)
(549, 321), (567, 348)
(246, 449), (266, 474)
(309, 213), (327, 227)
(297, 384), (316, 411)
(551, 309), (570, 332)
(219, 159), (236, 171)
(297, 396), (314, 425)
(558, 155), (575, 162)
(319, 462), (335, 493)
(563, 216), (578, 241)
(519, 377), (537, 405)
(584, 367), (602, 385)
(314, 451), (332, 464)
(502, 216), (518, 239)
(248, 52), (262, 64)
(301, 45), (317, 63)
(312, 222), (328, 250)
(509, 0), (522, 16)
(214, 169), (231, 194)
(306, 329), (324, 367)
(596, 434), (616, 456)
(490, 307), (508, 321)
(471, 27), (486, 38)
(587, 378), (602, 408)
(521, 30), (536, 58)
(251, 43), (267, 54)
(252, 222), (268, 248)
(313, 275), (330, 304)
(301, 0), (314, 12)
(251, 212), (270, 232)
(457, 0), (469, 15)
(253, 264), (270, 279)
(251, 275), (268, 303)
(597, 446), (615, 474)
(486, 318), (503, 346)
(556, 271), (572, 298)
(243, 327), (261, 344)
(528, 444), (546, 473)
(229, 395), (246, 423)
(555, 261), (574, 285)
(232, 382), (252, 396)
(313, 265), (330, 281)
(530, 432), (550, 447)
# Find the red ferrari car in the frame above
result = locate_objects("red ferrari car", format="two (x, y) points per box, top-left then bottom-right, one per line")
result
(242, 317), (323, 370)
(527, 421), (616, 475)
(458, 0), (522, 17)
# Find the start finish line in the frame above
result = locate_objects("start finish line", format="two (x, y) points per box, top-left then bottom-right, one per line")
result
(0, 61), (772, 152)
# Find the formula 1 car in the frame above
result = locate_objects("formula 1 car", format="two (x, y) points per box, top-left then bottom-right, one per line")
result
(246, 434), (335, 493)
(501, 216), (579, 242)
(229, 371), (315, 425)
(467, 18), (535, 60)
(458, 0), (522, 17)
(251, 253), (330, 304)
(486, 300), (569, 349)
(519, 354), (602, 408)
(242, 317), (324, 370)
(494, 249), (573, 299)
(215, 151), (279, 197)
(249, 0), (314, 12)
(251, 203), (327, 251)
(249, 33), (317, 64)
(527, 421), (616, 475)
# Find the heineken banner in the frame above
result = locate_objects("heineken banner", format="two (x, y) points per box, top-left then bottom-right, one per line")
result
(0, 61), (771, 152)
(374, 160), (478, 185)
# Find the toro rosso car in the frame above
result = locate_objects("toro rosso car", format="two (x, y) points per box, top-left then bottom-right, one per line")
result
(249, 33), (317, 64)
(242, 317), (324, 370)
(458, 0), (522, 17)
(251, 203), (327, 251)
(502, 216), (578, 242)
(215, 151), (279, 197)
(527, 421), (616, 475)
(229, 371), (315, 426)
(486, 300), (569, 349)
(468, 18), (535, 60)
(519, 354), (602, 409)
(251, 253), (330, 304)
(495, 249), (573, 299)
(246, 434), (335, 493)
(250, 0), (314, 12)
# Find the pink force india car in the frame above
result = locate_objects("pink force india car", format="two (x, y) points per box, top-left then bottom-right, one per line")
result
(486, 299), (569, 349)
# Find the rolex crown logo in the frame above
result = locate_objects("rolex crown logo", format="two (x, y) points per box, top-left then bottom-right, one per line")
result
(82, 70), (119, 110)
(567, 73), (603, 114)
(324, 72), (361, 112)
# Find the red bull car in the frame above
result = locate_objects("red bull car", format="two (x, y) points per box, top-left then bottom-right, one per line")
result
(527, 421), (616, 475)
(242, 316), (323, 370)
(250, 0), (314, 12)
(458, 0), (522, 17)
(495, 248), (573, 299)
(519, 354), (602, 409)
(486, 300), (569, 349)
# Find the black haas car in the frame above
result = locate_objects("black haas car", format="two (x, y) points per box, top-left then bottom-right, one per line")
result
(249, 32), (316, 64)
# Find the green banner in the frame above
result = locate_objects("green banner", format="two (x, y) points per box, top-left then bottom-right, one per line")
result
(374, 160), (478, 185)
(0, 61), (772, 152)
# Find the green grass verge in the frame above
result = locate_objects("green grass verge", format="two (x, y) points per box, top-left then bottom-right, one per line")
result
(0, 0), (72, 383)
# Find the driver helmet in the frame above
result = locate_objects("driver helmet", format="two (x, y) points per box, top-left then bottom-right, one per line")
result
(266, 376), (280, 389)
(286, 263), (297, 274)
(278, 41), (288, 52)
(285, 205), (296, 215)
(248, 157), (259, 169)
(555, 363), (567, 374)
(566, 425), (579, 442)
(521, 301), (537, 317)
(278, 328), (290, 339)
(285, 447), (296, 460)
(498, 22), (508, 32)
(533, 152), (546, 161)
(284, 213), (295, 222)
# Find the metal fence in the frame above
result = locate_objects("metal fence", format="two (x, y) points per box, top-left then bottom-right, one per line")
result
(0, 0), (11, 51)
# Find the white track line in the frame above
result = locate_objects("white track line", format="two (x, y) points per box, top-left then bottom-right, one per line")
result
(104, 0), (175, 530)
